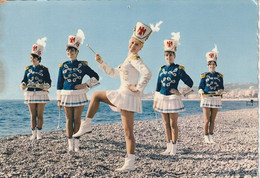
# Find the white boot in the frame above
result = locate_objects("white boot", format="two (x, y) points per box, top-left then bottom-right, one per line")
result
(169, 142), (177, 156)
(72, 117), (92, 137)
(74, 139), (80, 152)
(37, 129), (42, 140)
(30, 129), (37, 140)
(160, 141), (172, 155)
(68, 138), (74, 152)
(115, 154), (135, 172)
(204, 135), (210, 143)
(208, 134), (215, 143)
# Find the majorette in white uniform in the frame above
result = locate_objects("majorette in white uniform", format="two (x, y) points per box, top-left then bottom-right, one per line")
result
(98, 22), (152, 113)
(57, 29), (99, 107)
(199, 45), (224, 108)
(154, 32), (193, 113)
(21, 37), (51, 104)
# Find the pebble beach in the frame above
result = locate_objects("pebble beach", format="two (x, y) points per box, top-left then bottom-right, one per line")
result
(0, 108), (258, 177)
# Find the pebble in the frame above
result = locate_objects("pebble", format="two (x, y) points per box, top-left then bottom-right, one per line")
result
(0, 108), (258, 177)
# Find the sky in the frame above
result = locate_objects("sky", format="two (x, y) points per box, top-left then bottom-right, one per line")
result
(0, 0), (258, 100)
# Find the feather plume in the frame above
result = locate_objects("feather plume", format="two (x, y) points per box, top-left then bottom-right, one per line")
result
(77, 29), (85, 44)
(36, 37), (47, 48)
(171, 32), (180, 44)
(150, 21), (163, 32)
(212, 44), (218, 54)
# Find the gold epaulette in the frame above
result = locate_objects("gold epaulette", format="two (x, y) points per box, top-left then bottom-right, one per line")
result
(82, 61), (88, 66)
(159, 65), (165, 71)
(201, 73), (206, 79)
(219, 73), (223, 78)
(131, 55), (140, 60)
(178, 65), (185, 70)
(24, 66), (30, 71)
(59, 62), (65, 67)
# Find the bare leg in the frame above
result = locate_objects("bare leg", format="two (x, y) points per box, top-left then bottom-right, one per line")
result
(73, 105), (85, 134)
(161, 113), (172, 142)
(209, 108), (218, 134)
(36, 103), (46, 129)
(73, 91), (117, 137)
(203, 107), (211, 135)
(28, 103), (37, 129)
(120, 109), (135, 154)
(86, 91), (115, 118)
(169, 113), (178, 143)
(64, 107), (74, 137)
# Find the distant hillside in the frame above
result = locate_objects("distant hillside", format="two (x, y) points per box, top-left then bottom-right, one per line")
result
(142, 83), (258, 100)
(224, 82), (258, 90)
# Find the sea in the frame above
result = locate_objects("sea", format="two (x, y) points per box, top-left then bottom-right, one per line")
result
(0, 100), (258, 138)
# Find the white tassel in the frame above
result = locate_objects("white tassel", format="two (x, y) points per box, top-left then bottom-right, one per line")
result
(150, 21), (163, 32)
(36, 37), (47, 48)
(171, 32), (180, 45)
(77, 29), (85, 44)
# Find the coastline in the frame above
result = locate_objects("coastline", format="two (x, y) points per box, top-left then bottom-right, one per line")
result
(142, 98), (259, 102)
(0, 108), (258, 177)
(0, 97), (258, 102)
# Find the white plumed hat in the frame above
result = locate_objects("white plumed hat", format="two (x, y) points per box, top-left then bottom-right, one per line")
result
(206, 45), (218, 62)
(67, 29), (85, 50)
(163, 32), (180, 52)
(31, 37), (47, 57)
(132, 22), (152, 43)
(131, 21), (162, 43)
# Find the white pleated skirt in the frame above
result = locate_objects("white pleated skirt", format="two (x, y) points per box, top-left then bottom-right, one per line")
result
(24, 91), (50, 104)
(106, 87), (142, 113)
(200, 96), (222, 108)
(60, 88), (88, 107)
(153, 92), (185, 113)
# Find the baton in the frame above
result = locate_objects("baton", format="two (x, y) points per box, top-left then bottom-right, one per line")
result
(57, 107), (61, 129)
(86, 44), (96, 54)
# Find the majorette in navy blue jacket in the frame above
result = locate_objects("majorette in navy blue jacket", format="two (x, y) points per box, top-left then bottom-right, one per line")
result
(156, 63), (193, 96)
(21, 65), (51, 91)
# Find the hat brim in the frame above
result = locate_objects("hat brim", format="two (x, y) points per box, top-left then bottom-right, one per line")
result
(30, 53), (40, 57)
(66, 45), (78, 50)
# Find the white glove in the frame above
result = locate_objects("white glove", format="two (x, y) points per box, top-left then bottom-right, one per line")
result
(198, 89), (204, 95)
(216, 89), (224, 95)
(42, 83), (50, 90)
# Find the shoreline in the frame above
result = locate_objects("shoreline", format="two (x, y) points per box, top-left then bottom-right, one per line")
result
(0, 104), (258, 138)
(0, 108), (258, 177)
(143, 97), (259, 101)
(0, 97), (258, 102)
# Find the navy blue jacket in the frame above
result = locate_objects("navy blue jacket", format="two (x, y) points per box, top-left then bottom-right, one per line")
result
(21, 65), (51, 91)
(199, 72), (224, 94)
(156, 63), (193, 96)
(57, 60), (99, 90)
